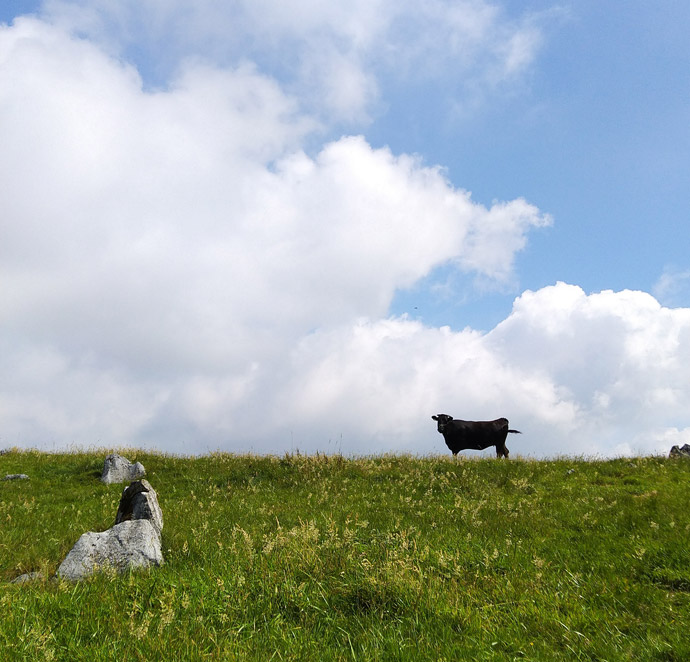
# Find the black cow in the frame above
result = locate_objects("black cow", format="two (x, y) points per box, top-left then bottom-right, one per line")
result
(432, 414), (521, 458)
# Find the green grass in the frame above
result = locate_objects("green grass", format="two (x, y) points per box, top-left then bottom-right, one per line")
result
(1, 449), (689, 661)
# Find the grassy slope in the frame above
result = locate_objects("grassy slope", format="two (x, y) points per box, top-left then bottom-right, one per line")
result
(1, 450), (689, 661)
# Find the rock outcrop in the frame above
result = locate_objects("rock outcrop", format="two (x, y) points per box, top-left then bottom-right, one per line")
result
(115, 479), (163, 535)
(56, 479), (163, 581)
(669, 444), (690, 458)
(100, 453), (146, 484)
(57, 520), (162, 581)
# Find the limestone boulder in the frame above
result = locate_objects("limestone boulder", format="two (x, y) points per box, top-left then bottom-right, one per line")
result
(56, 477), (164, 581)
(115, 479), (163, 534)
(669, 443), (690, 458)
(101, 453), (146, 484)
(57, 520), (163, 581)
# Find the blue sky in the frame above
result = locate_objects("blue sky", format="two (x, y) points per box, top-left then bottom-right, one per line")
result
(1, 1), (689, 457)
(386, 1), (690, 327)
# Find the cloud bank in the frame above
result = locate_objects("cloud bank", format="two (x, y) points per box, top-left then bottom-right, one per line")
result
(1, 7), (689, 457)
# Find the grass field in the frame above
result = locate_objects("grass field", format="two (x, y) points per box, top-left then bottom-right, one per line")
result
(1, 449), (689, 661)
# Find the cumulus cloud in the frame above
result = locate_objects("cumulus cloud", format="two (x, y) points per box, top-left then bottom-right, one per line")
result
(486, 284), (690, 456)
(2, 8), (688, 459)
(0, 15), (552, 453)
(267, 284), (690, 458)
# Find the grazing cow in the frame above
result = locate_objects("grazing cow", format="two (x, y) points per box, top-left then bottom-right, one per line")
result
(432, 414), (521, 458)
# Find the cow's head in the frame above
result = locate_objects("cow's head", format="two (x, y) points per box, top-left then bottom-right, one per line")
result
(432, 414), (453, 433)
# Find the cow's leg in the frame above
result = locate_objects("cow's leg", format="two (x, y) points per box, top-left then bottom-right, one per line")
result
(496, 443), (509, 458)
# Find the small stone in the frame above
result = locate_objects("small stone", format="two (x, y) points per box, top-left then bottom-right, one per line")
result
(11, 572), (44, 584)
(100, 453), (146, 484)
(2, 474), (29, 481)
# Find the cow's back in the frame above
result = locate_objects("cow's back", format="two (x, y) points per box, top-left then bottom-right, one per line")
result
(451, 418), (508, 433)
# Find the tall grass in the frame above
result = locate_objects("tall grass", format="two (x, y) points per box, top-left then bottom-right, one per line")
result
(1, 449), (689, 660)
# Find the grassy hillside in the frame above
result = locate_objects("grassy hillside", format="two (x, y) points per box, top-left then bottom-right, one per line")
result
(1, 449), (689, 661)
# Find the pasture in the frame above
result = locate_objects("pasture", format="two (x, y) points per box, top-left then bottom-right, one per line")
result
(1, 449), (689, 660)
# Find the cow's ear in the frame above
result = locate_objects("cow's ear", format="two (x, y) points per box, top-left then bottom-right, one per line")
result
(432, 415), (438, 421)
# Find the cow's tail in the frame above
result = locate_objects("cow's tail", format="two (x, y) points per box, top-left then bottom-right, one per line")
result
(507, 429), (521, 434)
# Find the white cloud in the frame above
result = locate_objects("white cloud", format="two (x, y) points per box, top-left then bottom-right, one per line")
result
(458, 198), (552, 284)
(0, 16), (552, 453)
(485, 284), (690, 455)
(654, 266), (690, 307)
(2, 10), (688, 460)
(268, 283), (690, 458)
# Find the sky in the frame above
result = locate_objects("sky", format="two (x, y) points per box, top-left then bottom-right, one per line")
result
(1, 0), (689, 458)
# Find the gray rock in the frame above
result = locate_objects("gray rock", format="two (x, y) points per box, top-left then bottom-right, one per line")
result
(100, 453), (146, 484)
(669, 444), (690, 458)
(115, 479), (163, 535)
(56, 520), (163, 581)
(11, 572), (44, 584)
(56, 478), (164, 581)
(2, 474), (29, 481)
